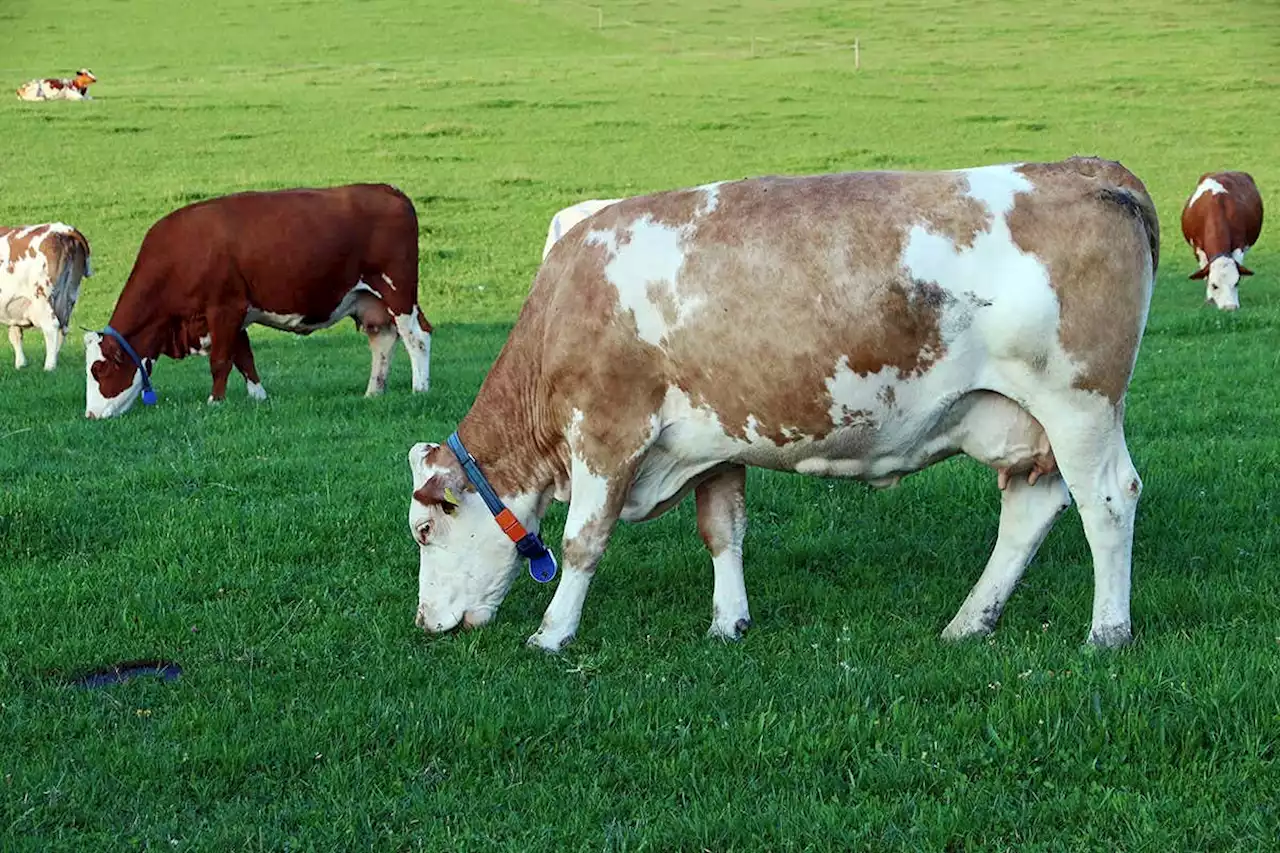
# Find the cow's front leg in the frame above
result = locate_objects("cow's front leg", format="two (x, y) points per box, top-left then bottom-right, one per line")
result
(527, 458), (635, 652)
(231, 329), (266, 400)
(8, 325), (26, 369)
(206, 319), (238, 404)
(697, 465), (752, 640)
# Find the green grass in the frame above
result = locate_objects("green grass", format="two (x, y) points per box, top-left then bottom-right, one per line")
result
(3, 0), (1280, 849)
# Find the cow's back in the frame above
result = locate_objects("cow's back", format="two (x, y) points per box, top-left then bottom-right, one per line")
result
(118, 184), (417, 316)
(531, 159), (1156, 443)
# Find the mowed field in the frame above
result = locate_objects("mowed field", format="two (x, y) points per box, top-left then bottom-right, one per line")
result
(3, 0), (1280, 849)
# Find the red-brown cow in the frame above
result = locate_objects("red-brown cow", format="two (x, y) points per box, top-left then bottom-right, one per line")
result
(85, 184), (433, 418)
(1181, 171), (1263, 311)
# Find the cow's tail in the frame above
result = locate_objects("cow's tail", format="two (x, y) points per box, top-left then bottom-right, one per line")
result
(48, 230), (92, 329)
(1097, 184), (1160, 277)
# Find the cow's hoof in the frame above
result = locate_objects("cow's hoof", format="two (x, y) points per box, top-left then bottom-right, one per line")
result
(1086, 623), (1132, 648)
(708, 616), (752, 641)
(526, 631), (574, 653)
(206, 396), (224, 406)
(940, 617), (996, 643)
(246, 381), (267, 401)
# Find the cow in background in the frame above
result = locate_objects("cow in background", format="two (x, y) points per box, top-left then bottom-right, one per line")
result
(16, 69), (97, 101)
(1, 223), (92, 370)
(542, 199), (619, 260)
(85, 184), (433, 418)
(1181, 171), (1263, 311)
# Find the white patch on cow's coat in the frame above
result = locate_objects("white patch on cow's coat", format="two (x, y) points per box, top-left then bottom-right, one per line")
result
(543, 199), (621, 260)
(562, 410), (610, 541)
(1195, 247), (1208, 268)
(1188, 177), (1227, 208)
(587, 217), (703, 346)
(698, 181), (725, 214)
(380, 273), (396, 291)
(904, 164), (1072, 387)
(392, 306), (431, 392)
(247, 380), (267, 400)
(84, 332), (143, 419)
(245, 283), (371, 333)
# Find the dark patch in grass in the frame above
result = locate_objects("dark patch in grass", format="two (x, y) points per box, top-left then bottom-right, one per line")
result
(494, 176), (536, 186)
(170, 189), (216, 204)
(960, 114), (1009, 124)
(428, 248), (460, 260)
(218, 132), (256, 141)
(695, 120), (741, 130)
(537, 99), (615, 110)
(108, 126), (147, 134)
(589, 118), (644, 129)
(474, 98), (524, 109)
(1017, 121), (1049, 132)
(414, 195), (468, 206)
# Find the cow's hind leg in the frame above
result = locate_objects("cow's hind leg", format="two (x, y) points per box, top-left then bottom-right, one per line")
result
(8, 325), (26, 369)
(392, 305), (432, 393)
(942, 474), (1071, 640)
(26, 300), (62, 370)
(527, 457), (639, 652)
(697, 465), (752, 640)
(231, 329), (266, 401)
(1030, 393), (1141, 647)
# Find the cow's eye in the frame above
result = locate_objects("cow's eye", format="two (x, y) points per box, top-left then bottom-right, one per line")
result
(413, 519), (432, 545)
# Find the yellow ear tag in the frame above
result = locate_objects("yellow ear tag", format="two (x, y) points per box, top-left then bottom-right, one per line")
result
(443, 487), (460, 506)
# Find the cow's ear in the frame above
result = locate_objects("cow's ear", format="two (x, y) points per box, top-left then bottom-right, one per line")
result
(1189, 266), (1209, 280)
(1237, 264), (1254, 277)
(412, 479), (462, 514)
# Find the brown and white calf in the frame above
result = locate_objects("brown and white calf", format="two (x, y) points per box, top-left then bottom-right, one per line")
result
(408, 157), (1159, 651)
(1181, 171), (1263, 311)
(16, 69), (96, 101)
(85, 184), (433, 418)
(542, 199), (620, 260)
(1, 223), (92, 370)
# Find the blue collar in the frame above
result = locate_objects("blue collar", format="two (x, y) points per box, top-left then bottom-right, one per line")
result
(447, 432), (558, 583)
(101, 326), (157, 405)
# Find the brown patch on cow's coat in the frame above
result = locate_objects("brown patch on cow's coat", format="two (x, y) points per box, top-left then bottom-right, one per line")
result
(1010, 158), (1158, 402)
(3, 225), (49, 274)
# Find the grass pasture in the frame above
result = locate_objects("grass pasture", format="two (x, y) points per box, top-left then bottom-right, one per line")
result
(3, 0), (1280, 849)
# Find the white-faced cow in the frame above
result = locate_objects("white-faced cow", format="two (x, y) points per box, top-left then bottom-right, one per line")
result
(16, 69), (96, 101)
(409, 157), (1158, 651)
(1, 223), (92, 370)
(85, 184), (433, 418)
(1181, 171), (1263, 311)
(542, 199), (620, 260)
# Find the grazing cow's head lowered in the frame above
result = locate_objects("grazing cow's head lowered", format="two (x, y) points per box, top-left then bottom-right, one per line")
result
(408, 442), (532, 632)
(84, 331), (146, 418)
(1190, 256), (1251, 312)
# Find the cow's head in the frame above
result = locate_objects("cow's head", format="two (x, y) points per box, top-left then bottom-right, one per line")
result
(84, 331), (145, 418)
(1192, 255), (1252, 311)
(408, 442), (525, 633)
(73, 69), (96, 88)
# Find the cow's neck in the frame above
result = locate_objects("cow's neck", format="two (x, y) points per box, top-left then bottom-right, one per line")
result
(1199, 208), (1232, 257)
(455, 312), (566, 513)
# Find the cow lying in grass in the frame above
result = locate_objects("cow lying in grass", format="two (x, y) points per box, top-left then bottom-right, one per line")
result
(409, 157), (1158, 651)
(85, 184), (433, 418)
(0, 223), (92, 370)
(16, 69), (96, 101)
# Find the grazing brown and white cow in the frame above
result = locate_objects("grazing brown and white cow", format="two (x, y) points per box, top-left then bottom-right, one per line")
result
(84, 184), (433, 418)
(16, 69), (96, 101)
(542, 199), (620, 260)
(1181, 171), (1263, 311)
(1, 223), (92, 370)
(407, 157), (1159, 651)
